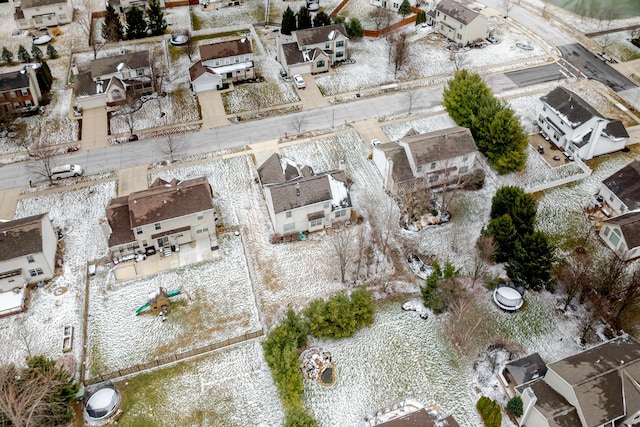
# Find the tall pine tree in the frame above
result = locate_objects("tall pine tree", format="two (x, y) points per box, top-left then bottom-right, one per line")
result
(146, 0), (167, 36)
(297, 6), (312, 30)
(1, 47), (14, 65)
(17, 45), (30, 63)
(398, 0), (412, 18)
(102, 3), (124, 42)
(126, 6), (147, 40)
(31, 43), (43, 61)
(281, 6), (296, 35)
(46, 43), (58, 59)
(313, 11), (331, 27)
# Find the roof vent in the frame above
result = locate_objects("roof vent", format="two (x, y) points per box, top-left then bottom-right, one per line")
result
(328, 30), (335, 40)
(163, 200), (167, 204)
(133, 200), (137, 204)
(296, 182), (301, 196)
(117, 62), (125, 71)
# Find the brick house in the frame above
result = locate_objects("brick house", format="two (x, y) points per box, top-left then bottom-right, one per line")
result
(0, 66), (42, 114)
(102, 177), (218, 261)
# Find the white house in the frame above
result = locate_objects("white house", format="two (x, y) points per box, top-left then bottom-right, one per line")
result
(73, 51), (153, 110)
(600, 212), (640, 261)
(12, 0), (73, 30)
(102, 177), (218, 261)
(277, 24), (349, 76)
(538, 86), (629, 161)
(189, 38), (254, 93)
(257, 154), (352, 236)
(599, 160), (640, 216)
(0, 213), (57, 316)
(516, 335), (640, 427)
(372, 126), (479, 196)
(426, 0), (488, 46)
(368, 0), (417, 14)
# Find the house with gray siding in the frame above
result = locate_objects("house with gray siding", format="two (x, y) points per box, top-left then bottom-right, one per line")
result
(257, 154), (352, 236)
(190, 38), (254, 93)
(372, 126), (479, 196)
(0, 213), (57, 316)
(277, 24), (349, 76)
(102, 177), (218, 261)
(538, 86), (629, 160)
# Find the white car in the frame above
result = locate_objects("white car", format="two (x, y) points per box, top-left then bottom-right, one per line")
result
(371, 139), (382, 146)
(293, 74), (305, 89)
(51, 164), (83, 180)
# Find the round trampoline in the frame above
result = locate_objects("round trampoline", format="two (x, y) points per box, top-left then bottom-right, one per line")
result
(493, 286), (524, 311)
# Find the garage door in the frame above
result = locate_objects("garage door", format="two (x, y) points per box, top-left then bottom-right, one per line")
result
(289, 63), (312, 76)
(194, 81), (220, 93)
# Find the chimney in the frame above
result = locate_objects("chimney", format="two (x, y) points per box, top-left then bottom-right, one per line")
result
(295, 182), (300, 196)
(338, 159), (346, 171)
(71, 63), (79, 76)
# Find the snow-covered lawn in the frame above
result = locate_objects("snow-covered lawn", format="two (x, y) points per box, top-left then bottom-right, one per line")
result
(593, 32), (640, 62)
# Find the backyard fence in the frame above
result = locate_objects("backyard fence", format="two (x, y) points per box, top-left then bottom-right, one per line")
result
(85, 330), (263, 385)
(364, 11), (419, 38)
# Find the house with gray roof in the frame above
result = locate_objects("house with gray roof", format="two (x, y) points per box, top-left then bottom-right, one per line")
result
(599, 160), (640, 216)
(73, 50), (153, 110)
(257, 153), (352, 236)
(189, 38), (254, 93)
(516, 335), (640, 427)
(538, 86), (629, 161)
(499, 353), (547, 397)
(0, 213), (57, 316)
(599, 211), (640, 261)
(102, 177), (218, 261)
(426, 0), (488, 46)
(12, 0), (73, 30)
(372, 126), (479, 196)
(277, 24), (348, 76)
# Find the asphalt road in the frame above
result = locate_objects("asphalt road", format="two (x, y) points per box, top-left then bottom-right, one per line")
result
(504, 63), (567, 87)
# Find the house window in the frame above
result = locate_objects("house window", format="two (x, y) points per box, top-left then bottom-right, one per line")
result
(21, 88), (29, 96)
(430, 162), (436, 169)
(245, 55), (250, 61)
(235, 57), (240, 63)
(142, 240), (147, 246)
(459, 166), (468, 174)
(29, 268), (44, 277)
(155, 223), (161, 230)
(317, 60), (325, 68)
(309, 218), (323, 228)
(457, 34), (462, 40)
(286, 211), (292, 218)
(197, 213), (204, 221)
(24, 100), (32, 107)
(214, 60), (220, 66)
(59, 13), (67, 20)
(27, 255), (35, 263)
(610, 228), (621, 246)
(335, 209), (347, 219)
(336, 40), (344, 47)
(393, 2), (398, 8)
(325, 42), (330, 49)
(10, 91), (16, 98)
(336, 51), (344, 58)
(460, 24), (462, 29)
(603, 226), (610, 237)
(136, 227), (142, 235)
(609, 195), (614, 202)
(283, 222), (296, 232)
(429, 174), (439, 183)
(35, 17), (43, 24)
(416, 165), (423, 173)
(13, 102), (20, 109)
(137, 69), (144, 77)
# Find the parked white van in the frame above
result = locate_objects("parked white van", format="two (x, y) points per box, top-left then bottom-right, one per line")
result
(51, 164), (83, 180)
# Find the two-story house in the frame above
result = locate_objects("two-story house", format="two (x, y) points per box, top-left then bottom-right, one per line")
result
(515, 335), (640, 427)
(600, 212), (640, 261)
(538, 86), (629, 160)
(0, 65), (42, 114)
(189, 38), (254, 93)
(102, 177), (218, 261)
(368, 0), (417, 13)
(257, 153), (352, 236)
(12, 0), (73, 30)
(599, 160), (640, 216)
(372, 126), (479, 196)
(108, 0), (165, 14)
(73, 50), (153, 110)
(277, 24), (349, 76)
(426, 0), (488, 46)
(0, 213), (57, 316)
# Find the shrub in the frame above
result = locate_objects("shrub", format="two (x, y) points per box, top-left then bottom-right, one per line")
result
(507, 395), (523, 417)
(476, 396), (502, 427)
(304, 288), (375, 338)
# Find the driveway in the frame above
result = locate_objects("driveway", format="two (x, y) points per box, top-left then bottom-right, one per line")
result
(81, 107), (109, 150)
(198, 89), (230, 129)
(296, 74), (329, 110)
(118, 165), (149, 195)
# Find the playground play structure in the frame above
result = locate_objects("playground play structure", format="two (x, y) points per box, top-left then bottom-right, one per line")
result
(135, 287), (181, 317)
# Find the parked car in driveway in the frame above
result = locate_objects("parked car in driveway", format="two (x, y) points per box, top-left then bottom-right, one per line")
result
(293, 74), (305, 89)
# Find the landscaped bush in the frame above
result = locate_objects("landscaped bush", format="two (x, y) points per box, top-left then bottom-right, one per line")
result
(304, 288), (375, 338)
(476, 396), (502, 427)
(507, 395), (523, 417)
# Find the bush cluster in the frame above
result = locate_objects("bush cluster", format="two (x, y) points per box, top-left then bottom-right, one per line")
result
(263, 288), (374, 426)
(476, 396), (502, 427)
(507, 395), (523, 418)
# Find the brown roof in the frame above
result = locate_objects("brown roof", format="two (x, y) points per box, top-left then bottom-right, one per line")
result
(105, 177), (213, 247)
(604, 211), (640, 248)
(436, 0), (482, 25)
(376, 409), (459, 427)
(516, 379), (582, 427)
(294, 24), (348, 47)
(0, 213), (47, 262)
(90, 51), (150, 79)
(189, 61), (211, 82)
(377, 143), (415, 184)
(199, 39), (252, 62)
(267, 170), (350, 214)
(400, 126), (477, 166)
(0, 70), (30, 92)
(281, 43), (326, 67)
(257, 153), (301, 186)
(602, 160), (640, 211)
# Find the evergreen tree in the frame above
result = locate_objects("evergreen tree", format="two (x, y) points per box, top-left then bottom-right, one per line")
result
(397, 0), (412, 18)
(490, 186), (536, 236)
(507, 396), (524, 417)
(281, 6), (297, 35)
(284, 405), (318, 427)
(297, 6), (312, 30)
(46, 43), (58, 59)
(17, 44), (30, 63)
(443, 70), (495, 128)
(125, 6), (147, 40)
(102, 3), (124, 42)
(506, 231), (556, 291)
(313, 11), (331, 27)
(146, 0), (167, 36)
(1, 47), (13, 65)
(487, 214), (517, 262)
(421, 261), (460, 313)
(346, 17), (364, 38)
(350, 287), (374, 328)
(415, 10), (426, 25)
(31, 43), (43, 61)
(36, 60), (53, 91)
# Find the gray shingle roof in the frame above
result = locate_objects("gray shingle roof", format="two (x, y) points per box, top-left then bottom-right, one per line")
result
(199, 38), (252, 61)
(540, 87), (602, 128)
(293, 24), (348, 47)
(604, 119), (629, 139)
(257, 153), (301, 186)
(0, 213), (47, 262)
(515, 378), (582, 427)
(505, 353), (547, 385)
(0, 70), (30, 92)
(400, 126), (477, 165)
(602, 160), (640, 211)
(281, 43), (325, 67)
(604, 211), (640, 249)
(267, 170), (350, 214)
(90, 51), (150, 79)
(435, 0), (481, 25)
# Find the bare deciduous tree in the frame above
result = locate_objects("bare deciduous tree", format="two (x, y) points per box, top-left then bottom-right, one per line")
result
(611, 267), (640, 330)
(121, 91), (141, 136)
(75, 0), (105, 59)
(499, 0), (515, 17)
(162, 131), (187, 162)
(182, 30), (197, 62)
(388, 31), (410, 79)
(594, 252), (627, 297)
(450, 50), (468, 71)
(557, 256), (590, 311)
(331, 228), (354, 284)
(289, 113), (307, 134)
(150, 46), (167, 117)
(29, 139), (57, 184)
(369, 6), (394, 31)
